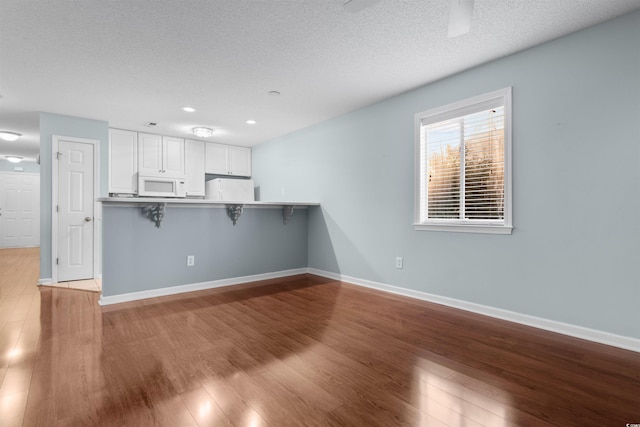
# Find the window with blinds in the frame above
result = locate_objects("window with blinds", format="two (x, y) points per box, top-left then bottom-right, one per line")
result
(414, 88), (512, 234)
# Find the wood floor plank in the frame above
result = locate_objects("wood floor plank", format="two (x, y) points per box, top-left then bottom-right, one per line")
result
(201, 377), (271, 427)
(180, 386), (235, 427)
(0, 321), (24, 369)
(0, 390), (29, 427)
(0, 366), (33, 398)
(1, 248), (639, 426)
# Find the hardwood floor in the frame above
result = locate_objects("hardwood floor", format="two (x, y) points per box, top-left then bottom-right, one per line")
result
(1, 247), (639, 426)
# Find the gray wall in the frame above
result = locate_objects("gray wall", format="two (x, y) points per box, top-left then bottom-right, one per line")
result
(101, 206), (308, 296)
(0, 159), (40, 173)
(252, 11), (640, 339)
(39, 112), (109, 280)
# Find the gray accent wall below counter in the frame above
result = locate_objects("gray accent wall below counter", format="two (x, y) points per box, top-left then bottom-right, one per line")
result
(101, 206), (309, 297)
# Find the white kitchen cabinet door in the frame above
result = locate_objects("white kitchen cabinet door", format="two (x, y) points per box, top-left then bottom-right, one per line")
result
(185, 139), (205, 196)
(138, 133), (185, 177)
(108, 129), (138, 194)
(205, 142), (251, 176)
(138, 133), (163, 176)
(228, 146), (251, 177)
(162, 136), (185, 177)
(205, 142), (229, 175)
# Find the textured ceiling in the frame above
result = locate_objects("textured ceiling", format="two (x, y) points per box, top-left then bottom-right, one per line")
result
(1, 0), (640, 161)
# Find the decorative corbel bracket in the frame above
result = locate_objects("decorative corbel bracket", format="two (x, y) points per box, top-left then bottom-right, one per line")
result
(283, 205), (296, 225)
(141, 203), (167, 228)
(226, 204), (244, 225)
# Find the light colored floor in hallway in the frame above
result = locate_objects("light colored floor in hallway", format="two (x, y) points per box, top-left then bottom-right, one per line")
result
(0, 246), (41, 427)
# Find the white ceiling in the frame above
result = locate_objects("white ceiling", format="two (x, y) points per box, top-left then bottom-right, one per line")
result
(1, 0), (639, 162)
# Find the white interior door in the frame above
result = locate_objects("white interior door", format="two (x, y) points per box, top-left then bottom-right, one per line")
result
(0, 172), (40, 248)
(57, 139), (95, 282)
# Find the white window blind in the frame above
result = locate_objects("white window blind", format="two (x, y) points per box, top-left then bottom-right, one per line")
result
(414, 88), (512, 234)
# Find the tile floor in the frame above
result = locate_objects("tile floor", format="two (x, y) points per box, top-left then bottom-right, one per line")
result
(42, 278), (102, 292)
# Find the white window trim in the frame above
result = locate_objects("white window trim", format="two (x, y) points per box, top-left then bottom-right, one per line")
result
(413, 87), (513, 234)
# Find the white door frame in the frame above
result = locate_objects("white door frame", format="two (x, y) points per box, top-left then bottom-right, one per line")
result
(51, 135), (101, 284)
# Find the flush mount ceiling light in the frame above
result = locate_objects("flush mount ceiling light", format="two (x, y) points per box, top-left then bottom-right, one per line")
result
(268, 90), (280, 96)
(246, 120), (256, 125)
(192, 127), (214, 138)
(6, 156), (23, 163)
(182, 107), (195, 112)
(0, 131), (21, 141)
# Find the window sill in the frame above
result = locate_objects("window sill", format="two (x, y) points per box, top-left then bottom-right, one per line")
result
(413, 223), (513, 235)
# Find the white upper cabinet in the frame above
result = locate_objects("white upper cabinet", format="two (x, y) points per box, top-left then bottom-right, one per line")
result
(109, 130), (251, 197)
(138, 133), (184, 177)
(108, 129), (138, 194)
(163, 136), (185, 177)
(204, 142), (228, 175)
(205, 142), (251, 177)
(138, 133), (162, 176)
(228, 145), (252, 177)
(185, 139), (205, 196)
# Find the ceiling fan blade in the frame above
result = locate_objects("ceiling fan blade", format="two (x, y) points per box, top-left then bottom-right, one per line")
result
(447, 0), (474, 38)
(343, 0), (383, 13)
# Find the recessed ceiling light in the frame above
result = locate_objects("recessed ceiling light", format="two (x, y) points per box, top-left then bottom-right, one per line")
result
(182, 107), (195, 112)
(246, 120), (256, 125)
(0, 131), (21, 141)
(268, 90), (280, 96)
(6, 156), (23, 163)
(192, 127), (215, 138)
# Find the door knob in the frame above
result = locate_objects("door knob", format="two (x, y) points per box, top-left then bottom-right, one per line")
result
(85, 217), (92, 222)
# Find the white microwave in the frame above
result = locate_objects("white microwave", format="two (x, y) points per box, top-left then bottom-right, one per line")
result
(138, 175), (186, 198)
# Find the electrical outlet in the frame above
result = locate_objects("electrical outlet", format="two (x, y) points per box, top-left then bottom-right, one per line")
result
(187, 255), (195, 267)
(395, 256), (403, 269)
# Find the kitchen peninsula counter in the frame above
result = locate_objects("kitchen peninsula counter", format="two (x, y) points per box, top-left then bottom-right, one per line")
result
(98, 197), (320, 207)
(98, 197), (319, 227)
(98, 197), (319, 305)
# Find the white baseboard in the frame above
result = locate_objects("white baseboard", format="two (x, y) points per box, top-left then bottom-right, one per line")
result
(98, 268), (308, 306)
(307, 268), (640, 353)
